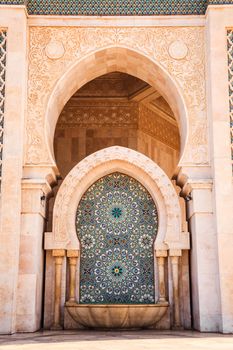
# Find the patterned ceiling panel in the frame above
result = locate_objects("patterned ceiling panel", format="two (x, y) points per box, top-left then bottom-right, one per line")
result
(76, 172), (158, 304)
(1, 0), (233, 15)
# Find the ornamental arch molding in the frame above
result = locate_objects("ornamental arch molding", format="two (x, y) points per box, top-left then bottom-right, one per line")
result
(27, 27), (208, 168)
(44, 46), (189, 167)
(45, 146), (189, 252)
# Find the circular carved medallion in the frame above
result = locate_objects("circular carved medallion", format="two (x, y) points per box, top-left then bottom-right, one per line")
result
(168, 40), (188, 60)
(45, 41), (65, 60)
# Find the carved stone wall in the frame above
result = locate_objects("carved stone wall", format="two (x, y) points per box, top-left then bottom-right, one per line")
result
(27, 27), (208, 167)
(54, 96), (180, 178)
(55, 100), (138, 178)
(139, 104), (179, 150)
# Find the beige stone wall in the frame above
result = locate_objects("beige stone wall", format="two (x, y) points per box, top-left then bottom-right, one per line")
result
(205, 6), (233, 333)
(0, 7), (27, 334)
(138, 103), (180, 178)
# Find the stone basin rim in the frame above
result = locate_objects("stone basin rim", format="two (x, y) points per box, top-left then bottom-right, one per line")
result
(66, 302), (169, 307)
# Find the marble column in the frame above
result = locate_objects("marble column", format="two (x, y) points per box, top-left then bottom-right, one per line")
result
(170, 250), (182, 329)
(67, 250), (79, 303)
(51, 249), (65, 330)
(156, 250), (168, 303)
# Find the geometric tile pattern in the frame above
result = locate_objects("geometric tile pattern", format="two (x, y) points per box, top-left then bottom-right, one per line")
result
(1, 0), (233, 15)
(76, 172), (158, 304)
(0, 31), (7, 190)
(0, 0), (24, 3)
(26, 0), (207, 15)
(0, 0), (24, 5)
(208, 0), (233, 3)
(227, 30), (233, 173)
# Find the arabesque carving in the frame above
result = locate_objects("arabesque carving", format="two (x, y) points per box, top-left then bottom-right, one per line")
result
(139, 104), (179, 150)
(27, 27), (208, 165)
(58, 100), (138, 128)
(47, 146), (189, 251)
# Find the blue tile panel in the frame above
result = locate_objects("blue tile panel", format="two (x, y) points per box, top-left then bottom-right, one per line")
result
(0, 0), (233, 15)
(26, 0), (207, 15)
(208, 0), (233, 3)
(0, 0), (25, 4)
(76, 172), (158, 304)
(0, 31), (7, 190)
(227, 30), (233, 171)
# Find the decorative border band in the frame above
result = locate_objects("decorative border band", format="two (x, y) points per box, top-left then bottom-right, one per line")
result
(0, 30), (7, 190)
(227, 30), (233, 173)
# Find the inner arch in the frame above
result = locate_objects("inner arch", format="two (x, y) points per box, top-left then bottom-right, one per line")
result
(46, 47), (188, 167)
(54, 71), (180, 179)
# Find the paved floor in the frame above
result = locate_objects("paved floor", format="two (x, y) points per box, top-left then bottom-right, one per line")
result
(0, 330), (233, 350)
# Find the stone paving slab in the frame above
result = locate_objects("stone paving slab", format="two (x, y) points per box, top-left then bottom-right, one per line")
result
(0, 330), (233, 350)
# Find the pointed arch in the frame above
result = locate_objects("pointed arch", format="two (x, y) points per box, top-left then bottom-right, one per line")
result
(44, 46), (188, 167)
(45, 146), (189, 252)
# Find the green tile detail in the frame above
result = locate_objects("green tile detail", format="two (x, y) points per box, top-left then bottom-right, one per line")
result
(0, 0), (233, 15)
(0, 0), (25, 4)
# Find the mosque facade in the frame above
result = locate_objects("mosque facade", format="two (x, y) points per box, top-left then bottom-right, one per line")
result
(0, 0), (233, 334)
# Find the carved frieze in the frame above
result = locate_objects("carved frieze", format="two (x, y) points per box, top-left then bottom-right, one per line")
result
(57, 100), (138, 129)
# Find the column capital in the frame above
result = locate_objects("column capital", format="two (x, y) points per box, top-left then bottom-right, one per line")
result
(52, 249), (66, 257)
(169, 249), (182, 257)
(155, 250), (168, 257)
(67, 250), (79, 258)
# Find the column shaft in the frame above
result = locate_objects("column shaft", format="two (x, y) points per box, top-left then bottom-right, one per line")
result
(157, 256), (166, 302)
(52, 250), (65, 330)
(68, 257), (78, 302)
(171, 255), (181, 328)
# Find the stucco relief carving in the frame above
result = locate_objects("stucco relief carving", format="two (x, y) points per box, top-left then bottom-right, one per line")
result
(58, 100), (138, 128)
(139, 104), (179, 150)
(27, 27), (208, 165)
(47, 146), (189, 251)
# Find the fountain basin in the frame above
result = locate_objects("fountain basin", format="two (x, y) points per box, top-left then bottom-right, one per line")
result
(66, 302), (169, 329)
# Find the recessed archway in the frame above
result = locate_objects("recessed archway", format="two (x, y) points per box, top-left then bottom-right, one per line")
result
(45, 47), (189, 169)
(54, 71), (180, 179)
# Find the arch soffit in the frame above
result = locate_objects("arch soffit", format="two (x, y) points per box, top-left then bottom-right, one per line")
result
(45, 147), (189, 252)
(45, 46), (189, 166)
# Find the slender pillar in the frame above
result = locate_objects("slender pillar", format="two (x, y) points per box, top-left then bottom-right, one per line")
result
(170, 250), (182, 329)
(67, 250), (79, 303)
(51, 249), (65, 330)
(156, 250), (167, 303)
